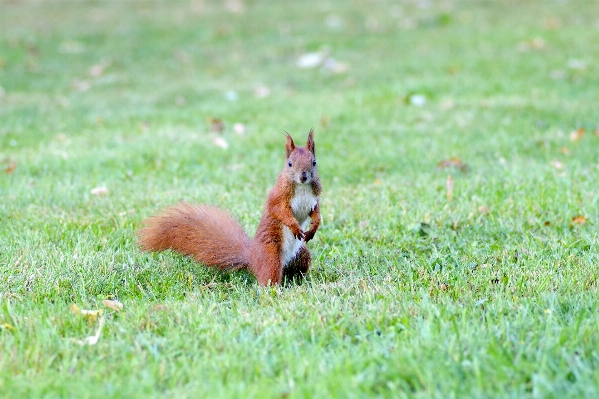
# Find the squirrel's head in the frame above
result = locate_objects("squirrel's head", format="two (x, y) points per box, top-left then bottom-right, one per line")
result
(284, 129), (317, 185)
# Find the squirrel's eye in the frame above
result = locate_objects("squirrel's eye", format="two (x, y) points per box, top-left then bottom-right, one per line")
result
(312, 159), (317, 166)
(288, 161), (292, 167)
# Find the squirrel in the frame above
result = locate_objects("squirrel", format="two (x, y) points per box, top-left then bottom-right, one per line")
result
(137, 130), (322, 286)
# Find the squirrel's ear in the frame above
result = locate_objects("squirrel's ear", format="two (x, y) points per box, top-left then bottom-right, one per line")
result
(306, 128), (315, 155)
(285, 132), (295, 158)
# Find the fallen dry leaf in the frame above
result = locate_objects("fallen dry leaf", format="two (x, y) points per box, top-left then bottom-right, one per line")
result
(70, 304), (104, 322)
(437, 157), (468, 172)
(569, 127), (585, 141)
(91, 186), (109, 196)
(560, 147), (570, 155)
(102, 299), (123, 312)
(570, 215), (587, 226)
(321, 115), (330, 127)
(1, 323), (15, 331)
(201, 282), (218, 289)
(478, 205), (491, 214)
(208, 118), (224, 133)
(150, 303), (169, 312)
(5, 162), (17, 174)
(213, 137), (229, 149)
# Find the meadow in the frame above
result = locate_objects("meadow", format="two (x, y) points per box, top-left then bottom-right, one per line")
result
(1, 0), (599, 397)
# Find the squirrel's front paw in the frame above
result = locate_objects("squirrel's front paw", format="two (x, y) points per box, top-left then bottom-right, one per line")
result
(291, 226), (305, 240)
(303, 229), (316, 242)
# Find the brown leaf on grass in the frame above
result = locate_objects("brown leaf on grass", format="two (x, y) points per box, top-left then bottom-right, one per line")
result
(478, 205), (491, 214)
(5, 162), (17, 174)
(201, 282), (218, 289)
(150, 304), (169, 312)
(570, 215), (587, 227)
(437, 157), (468, 172)
(452, 219), (460, 231)
(102, 299), (123, 312)
(70, 304), (104, 322)
(569, 127), (585, 141)
(321, 115), (330, 127)
(208, 117), (224, 133)
(446, 174), (454, 201)
(560, 147), (570, 155)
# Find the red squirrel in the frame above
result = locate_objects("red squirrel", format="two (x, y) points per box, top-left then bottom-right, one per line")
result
(137, 130), (322, 286)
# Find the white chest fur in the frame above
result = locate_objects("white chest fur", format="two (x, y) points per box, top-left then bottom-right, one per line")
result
(281, 184), (318, 267)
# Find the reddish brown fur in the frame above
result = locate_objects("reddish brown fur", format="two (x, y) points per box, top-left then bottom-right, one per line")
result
(137, 203), (251, 270)
(137, 130), (322, 286)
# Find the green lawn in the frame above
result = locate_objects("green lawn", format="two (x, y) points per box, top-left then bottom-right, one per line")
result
(1, 0), (599, 397)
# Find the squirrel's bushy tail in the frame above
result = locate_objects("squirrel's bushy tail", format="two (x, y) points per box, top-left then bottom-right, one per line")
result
(137, 202), (251, 270)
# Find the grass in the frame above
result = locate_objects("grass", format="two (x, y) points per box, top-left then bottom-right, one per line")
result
(1, 0), (599, 397)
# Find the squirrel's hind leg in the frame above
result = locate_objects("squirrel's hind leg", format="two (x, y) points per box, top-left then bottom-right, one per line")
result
(283, 245), (312, 283)
(249, 242), (284, 286)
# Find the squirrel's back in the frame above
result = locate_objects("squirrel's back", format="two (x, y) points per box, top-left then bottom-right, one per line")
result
(137, 202), (251, 270)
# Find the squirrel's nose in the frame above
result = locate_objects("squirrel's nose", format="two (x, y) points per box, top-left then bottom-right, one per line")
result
(300, 172), (308, 182)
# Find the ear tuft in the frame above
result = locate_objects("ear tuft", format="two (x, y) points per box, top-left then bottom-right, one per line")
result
(285, 131), (295, 158)
(306, 128), (315, 155)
